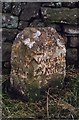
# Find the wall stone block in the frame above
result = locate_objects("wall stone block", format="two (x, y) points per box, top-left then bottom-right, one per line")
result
(62, 2), (77, 8)
(20, 3), (41, 21)
(18, 21), (28, 30)
(70, 36), (79, 48)
(64, 25), (79, 34)
(2, 28), (18, 42)
(2, 14), (18, 28)
(29, 19), (45, 27)
(11, 2), (22, 16)
(2, 42), (12, 62)
(67, 48), (78, 65)
(41, 8), (78, 24)
(2, 2), (12, 13)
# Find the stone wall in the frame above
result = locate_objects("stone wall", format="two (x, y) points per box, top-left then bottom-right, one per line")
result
(2, 2), (79, 77)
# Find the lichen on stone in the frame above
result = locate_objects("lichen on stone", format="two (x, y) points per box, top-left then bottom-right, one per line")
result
(10, 27), (66, 101)
(23, 38), (35, 48)
(33, 30), (41, 39)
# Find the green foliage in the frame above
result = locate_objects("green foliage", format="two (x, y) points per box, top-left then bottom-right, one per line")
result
(63, 76), (79, 107)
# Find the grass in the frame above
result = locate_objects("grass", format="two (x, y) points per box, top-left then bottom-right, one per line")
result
(2, 66), (79, 119)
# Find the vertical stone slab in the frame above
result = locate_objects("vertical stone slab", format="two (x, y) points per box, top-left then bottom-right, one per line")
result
(10, 27), (66, 101)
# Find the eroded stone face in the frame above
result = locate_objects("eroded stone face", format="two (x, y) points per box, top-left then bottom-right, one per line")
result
(10, 27), (66, 101)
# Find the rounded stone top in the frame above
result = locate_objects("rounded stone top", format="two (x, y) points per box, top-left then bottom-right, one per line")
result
(10, 27), (66, 101)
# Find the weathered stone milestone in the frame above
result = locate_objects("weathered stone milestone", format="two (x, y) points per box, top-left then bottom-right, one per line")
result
(10, 27), (66, 101)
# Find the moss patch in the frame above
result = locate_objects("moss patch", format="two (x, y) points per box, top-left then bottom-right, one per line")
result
(42, 8), (78, 24)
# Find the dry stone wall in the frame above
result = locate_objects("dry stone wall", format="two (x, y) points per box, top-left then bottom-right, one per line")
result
(2, 2), (79, 89)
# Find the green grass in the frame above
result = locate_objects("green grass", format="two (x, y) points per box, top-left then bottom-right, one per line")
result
(2, 67), (79, 119)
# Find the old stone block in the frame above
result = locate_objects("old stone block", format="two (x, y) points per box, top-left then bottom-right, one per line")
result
(42, 2), (62, 8)
(20, 3), (41, 21)
(70, 36), (79, 48)
(42, 2), (55, 7)
(20, 2), (27, 10)
(0, 36), (1, 64)
(2, 2), (12, 13)
(55, 2), (62, 8)
(0, 14), (2, 28)
(62, 2), (77, 8)
(2, 42), (12, 62)
(77, 2), (79, 8)
(10, 27), (66, 101)
(2, 75), (10, 84)
(64, 25), (79, 34)
(29, 19), (45, 27)
(2, 14), (18, 28)
(12, 3), (22, 16)
(2, 61), (11, 76)
(2, 28), (18, 42)
(18, 21), (28, 30)
(67, 48), (77, 64)
(41, 8), (78, 24)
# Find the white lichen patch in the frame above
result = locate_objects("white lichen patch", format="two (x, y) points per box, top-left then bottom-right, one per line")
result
(21, 35), (24, 39)
(51, 27), (55, 31)
(68, 29), (79, 34)
(56, 39), (64, 48)
(23, 38), (35, 48)
(16, 33), (20, 39)
(53, 46), (66, 58)
(56, 39), (66, 54)
(62, 47), (66, 54)
(33, 30), (41, 39)
(16, 31), (24, 40)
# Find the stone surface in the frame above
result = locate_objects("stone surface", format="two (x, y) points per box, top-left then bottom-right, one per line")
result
(67, 48), (78, 64)
(11, 3), (21, 16)
(29, 19), (45, 27)
(3, 61), (11, 69)
(2, 2), (12, 13)
(2, 61), (11, 78)
(77, 2), (79, 8)
(20, 3), (41, 21)
(10, 27), (66, 101)
(41, 8), (78, 24)
(55, 2), (62, 8)
(42, 2), (56, 7)
(20, 2), (27, 10)
(2, 42), (12, 62)
(62, 2), (77, 8)
(70, 36), (79, 48)
(64, 25), (79, 34)
(18, 21), (28, 30)
(2, 14), (18, 28)
(2, 28), (18, 42)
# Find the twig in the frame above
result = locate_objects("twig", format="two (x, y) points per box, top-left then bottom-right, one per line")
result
(47, 89), (49, 120)
(45, 90), (77, 116)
